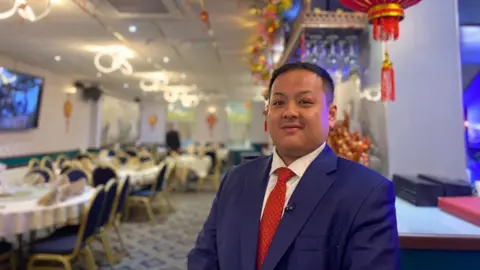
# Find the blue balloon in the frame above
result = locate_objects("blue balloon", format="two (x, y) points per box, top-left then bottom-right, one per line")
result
(282, 0), (302, 21)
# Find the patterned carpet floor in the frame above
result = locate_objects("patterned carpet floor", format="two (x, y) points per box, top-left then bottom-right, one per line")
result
(86, 192), (215, 270)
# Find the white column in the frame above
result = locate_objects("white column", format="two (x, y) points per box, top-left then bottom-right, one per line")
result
(248, 101), (269, 144)
(384, 1), (466, 179)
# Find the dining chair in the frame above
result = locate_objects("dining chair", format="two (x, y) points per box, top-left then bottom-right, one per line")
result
(96, 180), (118, 265)
(0, 240), (15, 270)
(107, 177), (130, 256)
(40, 157), (54, 171)
(27, 186), (105, 270)
(63, 168), (92, 184)
(92, 165), (118, 187)
(28, 158), (41, 170)
(26, 168), (55, 183)
(126, 163), (172, 223)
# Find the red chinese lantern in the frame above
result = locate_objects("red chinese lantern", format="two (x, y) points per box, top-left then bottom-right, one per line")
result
(148, 114), (158, 131)
(339, 0), (422, 102)
(206, 113), (217, 137)
(64, 99), (72, 133)
(200, 10), (209, 22)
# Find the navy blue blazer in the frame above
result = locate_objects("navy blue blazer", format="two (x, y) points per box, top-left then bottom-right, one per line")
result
(188, 146), (399, 270)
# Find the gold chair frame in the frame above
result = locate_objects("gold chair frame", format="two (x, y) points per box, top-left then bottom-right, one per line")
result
(126, 162), (175, 223)
(27, 186), (104, 270)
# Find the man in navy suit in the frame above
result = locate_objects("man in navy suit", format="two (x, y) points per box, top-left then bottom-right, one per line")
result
(188, 62), (399, 270)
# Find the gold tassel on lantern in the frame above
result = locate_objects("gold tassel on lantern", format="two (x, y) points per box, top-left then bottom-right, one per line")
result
(64, 98), (72, 133)
(381, 52), (395, 102)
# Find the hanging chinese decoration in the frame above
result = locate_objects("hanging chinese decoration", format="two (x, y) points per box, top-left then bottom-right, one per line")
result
(339, 0), (422, 102)
(63, 98), (73, 133)
(206, 113), (217, 137)
(248, 0), (293, 85)
(327, 111), (372, 166)
(199, 0), (210, 31)
(148, 114), (158, 131)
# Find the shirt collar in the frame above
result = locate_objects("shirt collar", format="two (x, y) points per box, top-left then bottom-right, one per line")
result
(270, 142), (326, 178)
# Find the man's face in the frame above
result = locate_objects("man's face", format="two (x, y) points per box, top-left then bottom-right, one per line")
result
(267, 69), (337, 157)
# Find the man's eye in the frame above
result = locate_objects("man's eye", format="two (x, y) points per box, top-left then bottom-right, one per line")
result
(299, 100), (313, 104)
(272, 101), (284, 106)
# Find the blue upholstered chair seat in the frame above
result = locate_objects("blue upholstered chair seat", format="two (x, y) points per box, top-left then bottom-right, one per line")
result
(31, 234), (81, 255)
(0, 240), (12, 253)
(130, 189), (153, 197)
(49, 225), (80, 237)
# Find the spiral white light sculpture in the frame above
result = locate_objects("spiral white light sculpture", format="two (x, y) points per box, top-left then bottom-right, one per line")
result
(0, 0), (53, 22)
(139, 74), (169, 92)
(180, 94), (199, 108)
(94, 50), (133, 75)
(163, 91), (180, 103)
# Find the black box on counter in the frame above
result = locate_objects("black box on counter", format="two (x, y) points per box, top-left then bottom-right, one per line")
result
(392, 174), (444, 206)
(417, 174), (472, 197)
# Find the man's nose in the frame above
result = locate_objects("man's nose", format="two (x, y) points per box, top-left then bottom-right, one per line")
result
(282, 102), (299, 119)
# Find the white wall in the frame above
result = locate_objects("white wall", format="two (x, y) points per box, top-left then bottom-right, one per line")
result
(192, 101), (229, 144)
(138, 101), (167, 144)
(0, 56), (93, 158)
(385, 1), (466, 179)
(248, 101), (269, 144)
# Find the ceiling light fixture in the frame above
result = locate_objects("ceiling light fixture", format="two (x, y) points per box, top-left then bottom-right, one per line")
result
(180, 73), (186, 79)
(162, 57), (170, 63)
(94, 48), (133, 75)
(54, 55), (61, 62)
(139, 73), (170, 92)
(123, 83), (129, 88)
(0, 0), (53, 22)
(128, 25), (137, 33)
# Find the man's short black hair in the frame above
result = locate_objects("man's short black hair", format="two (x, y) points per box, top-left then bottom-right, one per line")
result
(266, 62), (335, 104)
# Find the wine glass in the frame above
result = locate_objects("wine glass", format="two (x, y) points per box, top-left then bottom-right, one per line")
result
(345, 35), (359, 66)
(325, 35), (339, 69)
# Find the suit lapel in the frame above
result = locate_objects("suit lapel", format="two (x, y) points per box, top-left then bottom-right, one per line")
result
(240, 156), (272, 270)
(261, 146), (338, 270)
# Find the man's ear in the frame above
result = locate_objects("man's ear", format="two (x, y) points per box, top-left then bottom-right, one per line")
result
(328, 104), (337, 128)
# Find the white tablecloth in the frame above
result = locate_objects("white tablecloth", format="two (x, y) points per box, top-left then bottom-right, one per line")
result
(168, 155), (211, 178)
(117, 166), (161, 187)
(0, 187), (95, 237)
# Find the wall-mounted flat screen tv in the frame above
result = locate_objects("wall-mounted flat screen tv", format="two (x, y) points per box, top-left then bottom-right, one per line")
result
(0, 66), (44, 130)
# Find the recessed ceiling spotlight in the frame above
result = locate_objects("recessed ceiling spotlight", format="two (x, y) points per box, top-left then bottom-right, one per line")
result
(96, 72), (102, 78)
(128, 25), (137, 33)
(123, 83), (129, 88)
(163, 57), (170, 63)
(54, 55), (61, 62)
(180, 73), (186, 79)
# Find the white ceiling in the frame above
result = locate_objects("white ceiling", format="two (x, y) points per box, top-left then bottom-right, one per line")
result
(0, 0), (265, 100)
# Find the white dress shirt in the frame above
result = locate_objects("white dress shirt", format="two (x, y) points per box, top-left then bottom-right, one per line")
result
(260, 143), (326, 218)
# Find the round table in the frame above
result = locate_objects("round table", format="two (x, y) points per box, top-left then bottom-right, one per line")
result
(0, 186), (95, 237)
(117, 166), (161, 187)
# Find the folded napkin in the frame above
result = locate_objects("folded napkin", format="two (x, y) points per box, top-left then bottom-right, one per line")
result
(37, 178), (87, 205)
(37, 189), (58, 206)
(58, 178), (86, 202)
(24, 173), (46, 186)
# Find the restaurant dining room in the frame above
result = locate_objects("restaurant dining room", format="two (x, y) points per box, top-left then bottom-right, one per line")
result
(0, 0), (479, 270)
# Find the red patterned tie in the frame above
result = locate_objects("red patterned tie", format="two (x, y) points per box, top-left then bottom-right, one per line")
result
(257, 167), (296, 269)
